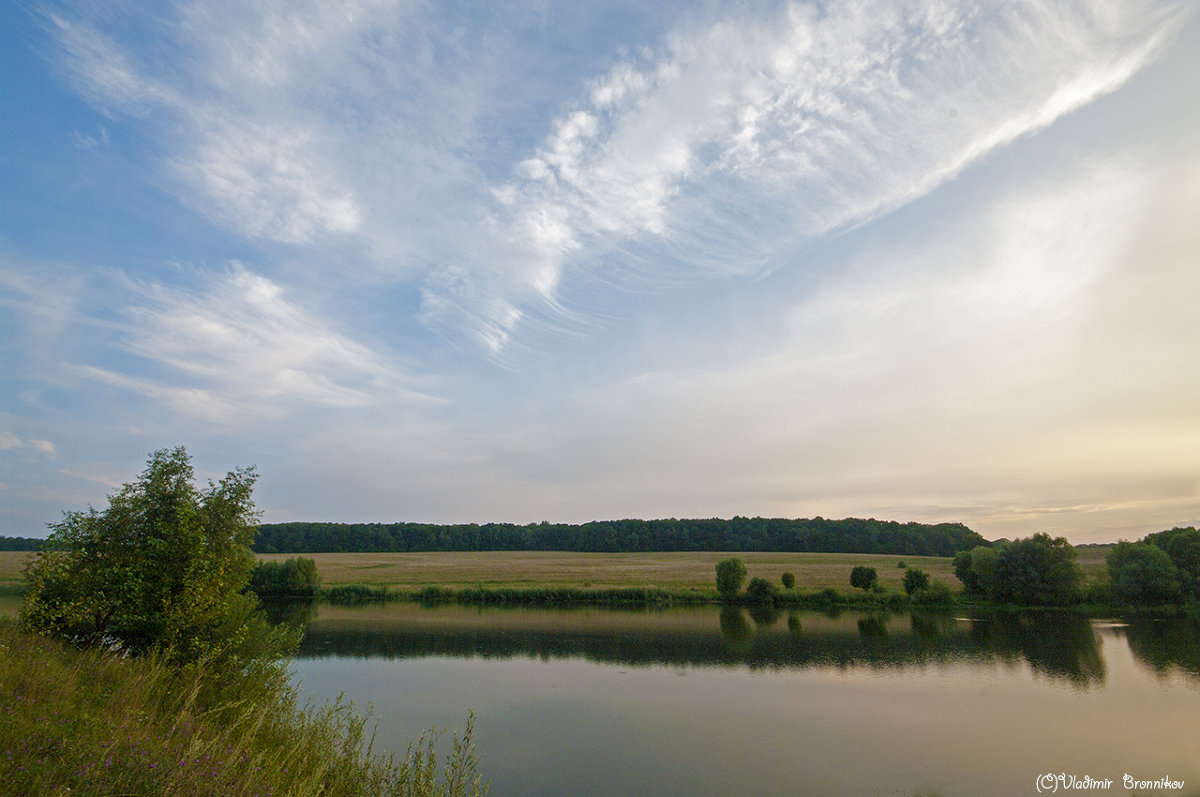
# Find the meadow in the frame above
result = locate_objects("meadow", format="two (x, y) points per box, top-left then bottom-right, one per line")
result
(1, 548), (1113, 596)
(257, 550), (957, 593)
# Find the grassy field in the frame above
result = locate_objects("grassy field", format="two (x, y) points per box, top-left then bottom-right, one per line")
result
(0, 552), (28, 588)
(257, 551), (960, 593)
(2, 547), (1112, 595)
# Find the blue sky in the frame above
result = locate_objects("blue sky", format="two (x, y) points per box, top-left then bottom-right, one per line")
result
(3, 0), (1198, 543)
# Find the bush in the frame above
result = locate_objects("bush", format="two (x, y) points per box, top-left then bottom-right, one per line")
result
(849, 565), (877, 593)
(715, 557), (748, 601)
(902, 568), (929, 596)
(781, 571), (796, 590)
(912, 582), (953, 605)
(744, 577), (779, 607)
(325, 584), (391, 604)
(249, 557), (322, 598)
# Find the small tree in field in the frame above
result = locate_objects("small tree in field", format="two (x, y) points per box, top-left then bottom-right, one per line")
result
(850, 565), (878, 593)
(715, 557), (748, 601)
(21, 447), (293, 668)
(902, 568), (930, 596)
(781, 571), (796, 590)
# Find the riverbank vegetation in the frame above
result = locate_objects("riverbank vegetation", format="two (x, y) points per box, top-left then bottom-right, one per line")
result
(6, 447), (486, 796)
(0, 618), (484, 796)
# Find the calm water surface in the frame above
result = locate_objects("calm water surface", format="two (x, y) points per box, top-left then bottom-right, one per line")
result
(289, 604), (1200, 797)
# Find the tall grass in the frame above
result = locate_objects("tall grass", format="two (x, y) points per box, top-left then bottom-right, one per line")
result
(0, 619), (486, 796)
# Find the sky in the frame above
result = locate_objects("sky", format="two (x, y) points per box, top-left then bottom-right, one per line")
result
(2, 0), (1198, 544)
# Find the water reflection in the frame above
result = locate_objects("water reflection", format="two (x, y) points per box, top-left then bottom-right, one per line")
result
(275, 602), (1200, 689)
(1123, 615), (1200, 677)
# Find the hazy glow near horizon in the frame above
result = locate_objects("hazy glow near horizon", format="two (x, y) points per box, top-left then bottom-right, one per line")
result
(2, 0), (1198, 543)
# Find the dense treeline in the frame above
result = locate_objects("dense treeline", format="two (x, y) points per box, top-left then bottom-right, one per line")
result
(252, 517), (987, 556)
(0, 536), (45, 551)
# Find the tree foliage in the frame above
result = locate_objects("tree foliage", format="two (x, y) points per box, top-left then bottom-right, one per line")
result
(781, 571), (796, 590)
(1103, 527), (1200, 606)
(744, 576), (779, 607)
(715, 557), (747, 600)
(20, 447), (293, 668)
(0, 536), (46, 551)
(1107, 542), (1182, 605)
(953, 534), (1081, 605)
(1142, 526), (1200, 601)
(248, 556), (322, 598)
(849, 565), (877, 592)
(902, 568), (929, 596)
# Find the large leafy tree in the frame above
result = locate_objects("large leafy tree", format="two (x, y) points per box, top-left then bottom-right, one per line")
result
(1143, 526), (1200, 600)
(953, 534), (1081, 606)
(1107, 542), (1183, 605)
(21, 447), (289, 667)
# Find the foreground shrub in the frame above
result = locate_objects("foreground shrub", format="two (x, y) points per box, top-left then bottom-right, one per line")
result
(21, 447), (294, 670)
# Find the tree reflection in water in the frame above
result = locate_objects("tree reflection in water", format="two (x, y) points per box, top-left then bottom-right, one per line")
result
(281, 602), (1200, 689)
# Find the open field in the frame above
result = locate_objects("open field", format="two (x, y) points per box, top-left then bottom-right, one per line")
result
(258, 551), (959, 593)
(0, 552), (28, 586)
(2, 547), (1113, 594)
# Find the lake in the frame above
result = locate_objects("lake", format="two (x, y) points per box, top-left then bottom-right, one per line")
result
(289, 603), (1200, 796)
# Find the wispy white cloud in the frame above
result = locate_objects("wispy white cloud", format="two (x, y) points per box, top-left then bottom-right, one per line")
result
(72, 262), (426, 423)
(173, 123), (362, 243)
(42, 0), (384, 245)
(464, 0), (1191, 348)
(45, 0), (1190, 355)
(0, 433), (57, 457)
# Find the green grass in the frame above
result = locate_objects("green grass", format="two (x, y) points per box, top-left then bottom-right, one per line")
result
(5, 548), (1113, 595)
(0, 618), (487, 796)
(257, 551), (963, 593)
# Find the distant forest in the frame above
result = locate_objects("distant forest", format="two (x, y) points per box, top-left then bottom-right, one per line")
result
(0, 536), (44, 551)
(249, 517), (987, 556)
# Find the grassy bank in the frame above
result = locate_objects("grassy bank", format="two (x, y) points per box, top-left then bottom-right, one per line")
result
(0, 618), (486, 796)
